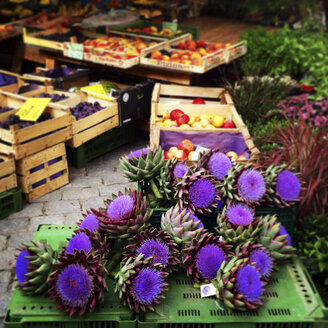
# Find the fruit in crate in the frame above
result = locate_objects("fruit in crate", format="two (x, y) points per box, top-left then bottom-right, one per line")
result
(173, 39), (231, 53)
(223, 120), (235, 128)
(125, 25), (182, 37)
(38, 93), (69, 103)
(192, 98), (206, 104)
(178, 139), (194, 154)
(0, 113), (51, 130)
(70, 101), (105, 121)
(0, 106), (13, 113)
(165, 140), (194, 161)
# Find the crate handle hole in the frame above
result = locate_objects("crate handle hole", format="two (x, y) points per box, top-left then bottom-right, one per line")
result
(22, 306), (26, 310)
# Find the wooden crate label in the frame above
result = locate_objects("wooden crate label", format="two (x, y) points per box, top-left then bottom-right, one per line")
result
(67, 43), (84, 60)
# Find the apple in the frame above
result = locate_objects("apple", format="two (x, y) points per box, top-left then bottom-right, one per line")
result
(200, 119), (210, 128)
(226, 151), (238, 160)
(164, 151), (172, 160)
(176, 114), (190, 126)
(191, 52), (201, 60)
(188, 115), (196, 125)
(238, 154), (247, 161)
(178, 139), (194, 154)
(223, 120), (235, 128)
(180, 124), (190, 128)
(175, 149), (187, 161)
(163, 119), (173, 127)
(212, 115), (224, 128)
(170, 122), (178, 127)
(192, 122), (202, 128)
(192, 98), (206, 104)
(197, 40), (205, 48)
(163, 112), (170, 120)
(205, 124), (215, 129)
(188, 151), (195, 161)
(181, 59), (192, 65)
(162, 55), (170, 61)
(168, 147), (178, 156)
(170, 109), (184, 121)
(177, 42), (186, 49)
(200, 114), (209, 121)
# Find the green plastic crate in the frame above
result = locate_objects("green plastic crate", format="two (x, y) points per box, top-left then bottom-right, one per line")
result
(149, 207), (296, 238)
(110, 20), (200, 41)
(0, 188), (23, 220)
(66, 124), (135, 169)
(138, 257), (328, 328)
(4, 224), (136, 328)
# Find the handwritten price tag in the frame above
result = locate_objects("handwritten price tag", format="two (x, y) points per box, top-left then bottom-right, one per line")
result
(162, 22), (178, 34)
(16, 98), (51, 122)
(81, 84), (114, 101)
(67, 43), (84, 60)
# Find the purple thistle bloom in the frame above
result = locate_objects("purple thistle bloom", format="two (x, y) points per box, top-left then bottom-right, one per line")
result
(66, 233), (92, 254)
(196, 245), (226, 280)
(276, 170), (300, 202)
(236, 265), (263, 303)
(80, 213), (99, 232)
(238, 169), (265, 202)
(16, 250), (30, 285)
(132, 268), (163, 305)
(187, 211), (204, 228)
(249, 249), (273, 277)
(226, 204), (254, 226)
(279, 224), (292, 246)
(136, 239), (169, 267)
(174, 164), (188, 178)
(128, 148), (150, 160)
(208, 152), (232, 180)
(189, 179), (216, 209)
(107, 195), (134, 221)
(56, 264), (93, 308)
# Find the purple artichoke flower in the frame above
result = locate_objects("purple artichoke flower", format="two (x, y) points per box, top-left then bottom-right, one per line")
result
(236, 265), (263, 302)
(208, 152), (232, 180)
(66, 233), (92, 254)
(226, 204), (254, 226)
(107, 195), (134, 221)
(279, 224), (292, 246)
(15, 250), (30, 284)
(174, 164), (188, 178)
(249, 249), (273, 277)
(80, 213), (99, 232)
(189, 179), (216, 209)
(131, 268), (164, 305)
(238, 169), (265, 203)
(196, 245), (226, 280)
(128, 148), (150, 160)
(136, 239), (170, 267)
(187, 211), (204, 228)
(56, 264), (93, 308)
(276, 170), (300, 202)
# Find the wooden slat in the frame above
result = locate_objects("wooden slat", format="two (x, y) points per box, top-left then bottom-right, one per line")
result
(0, 155), (15, 177)
(0, 173), (17, 193)
(158, 84), (224, 99)
(67, 115), (119, 148)
(159, 126), (241, 133)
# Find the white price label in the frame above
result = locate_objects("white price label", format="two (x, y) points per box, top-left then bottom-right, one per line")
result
(200, 283), (217, 298)
(192, 145), (210, 160)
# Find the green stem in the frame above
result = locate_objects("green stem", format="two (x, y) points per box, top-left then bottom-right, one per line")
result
(106, 252), (123, 274)
(109, 271), (118, 279)
(149, 179), (163, 199)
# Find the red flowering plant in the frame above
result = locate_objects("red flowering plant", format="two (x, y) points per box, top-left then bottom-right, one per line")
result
(259, 106), (328, 220)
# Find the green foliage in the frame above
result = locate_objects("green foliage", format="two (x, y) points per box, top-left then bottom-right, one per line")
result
(240, 25), (328, 97)
(295, 215), (328, 282)
(224, 75), (294, 125)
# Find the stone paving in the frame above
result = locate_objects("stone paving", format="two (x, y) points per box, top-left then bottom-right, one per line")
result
(0, 134), (148, 327)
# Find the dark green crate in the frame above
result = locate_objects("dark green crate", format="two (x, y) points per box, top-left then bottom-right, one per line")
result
(0, 188), (23, 220)
(149, 206), (295, 239)
(110, 20), (200, 40)
(66, 124), (135, 169)
(138, 257), (328, 328)
(4, 224), (136, 328)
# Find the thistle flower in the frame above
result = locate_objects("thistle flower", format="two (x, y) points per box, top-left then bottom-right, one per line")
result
(136, 239), (169, 267)
(237, 169), (265, 203)
(15, 250), (30, 284)
(132, 268), (164, 305)
(186, 211), (204, 228)
(236, 265), (263, 303)
(226, 203), (254, 226)
(279, 224), (292, 246)
(196, 244), (226, 280)
(276, 170), (300, 202)
(106, 195), (134, 221)
(189, 179), (216, 209)
(79, 213), (99, 232)
(174, 164), (188, 178)
(66, 233), (92, 254)
(56, 264), (93, 309)
(249, 249), (273, 278)
(128, 147), (150, 160)
(208, 152), (232, 180)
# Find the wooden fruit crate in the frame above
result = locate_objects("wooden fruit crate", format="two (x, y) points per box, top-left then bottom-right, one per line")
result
(0, 154), (17, 194)
(64, 91), (119, 148)
(150, 83), (259, 160)
(0, 92), (72, 160)
(16, 143), (68, 202)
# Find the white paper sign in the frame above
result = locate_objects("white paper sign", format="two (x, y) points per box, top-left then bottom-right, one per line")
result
(200, 283), (217, 298)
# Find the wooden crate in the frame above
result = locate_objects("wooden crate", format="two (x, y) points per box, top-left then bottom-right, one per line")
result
(64, 91), (119, 148)
(0, 154), (17, 194)
(0, 93), (72, 160)
(16, 143), (68, 202)
(150, 83), (259, 160)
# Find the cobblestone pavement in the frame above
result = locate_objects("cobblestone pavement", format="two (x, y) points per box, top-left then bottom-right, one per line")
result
(0, 135), (148, 327)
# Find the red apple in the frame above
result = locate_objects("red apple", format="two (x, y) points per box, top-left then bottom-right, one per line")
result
(176, 114), (190, 126)
(196, 40), (205, 48)
(168, 147), (178, 156)
(170, 109), (184, 121)
(192, 98), (206, 104)
(175, 149), (187, 161)
(164, 151), (172, 160)
(223, 120), (235, 128)
(177, 42), (186, 49)
(178, 139), (194, 154)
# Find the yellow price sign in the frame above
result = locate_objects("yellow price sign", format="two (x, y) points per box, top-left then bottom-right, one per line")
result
(16, 98), (51, 122)
(81, 84), (114, 101)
